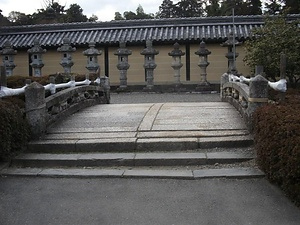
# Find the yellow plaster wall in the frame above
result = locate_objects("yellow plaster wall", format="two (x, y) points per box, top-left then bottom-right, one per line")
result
(107, 47), (120, 85)
(14, 51), (29, 76)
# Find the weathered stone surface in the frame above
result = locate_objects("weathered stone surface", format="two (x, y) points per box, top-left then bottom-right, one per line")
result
(137, 130), (249, 138)
(44, 132), (136, 140)
(1, 168), (42, 176)
(138, 103), (163, 131)
(39, 168), (124, 178)
(123, 169), (194, 179)
(76, 138), (137, 152)
(134, 152), (206, 166)
(25, 82), (46, 139)
(200, 135), (253, 148)
(193, 168), (264, 179)
(206, 152), (254, 164)
(136, 138), (198, 151)
(27, 140), (77, 153)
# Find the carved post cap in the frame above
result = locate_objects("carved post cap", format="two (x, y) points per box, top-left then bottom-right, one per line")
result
(249, 75), (268, 99)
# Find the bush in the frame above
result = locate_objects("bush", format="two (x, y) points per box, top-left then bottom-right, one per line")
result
(253, 90), (300, 206)
(244, 15), (300, 86)
(0, 98), (30, 161)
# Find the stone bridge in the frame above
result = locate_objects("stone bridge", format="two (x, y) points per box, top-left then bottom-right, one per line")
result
(1, 91), (265, 179)
(31, 101), (252, 152)
(1, 70), (287, 179)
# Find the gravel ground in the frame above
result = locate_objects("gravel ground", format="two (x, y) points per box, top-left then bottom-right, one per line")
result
(110, 92), (221, 104)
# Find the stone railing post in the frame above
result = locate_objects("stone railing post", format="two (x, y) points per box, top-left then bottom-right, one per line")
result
(25, 82), (46, 139)
(248, 75), (268, 116)
(220, 73), (229, 99)
(100, 76), (111, 103)
(0, 66), (7, 87)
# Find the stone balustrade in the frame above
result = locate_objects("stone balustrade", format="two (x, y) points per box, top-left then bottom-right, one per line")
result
(221, 72), (286, 131)
(0, 66), (110, 139)
(25, 76), (110, 139)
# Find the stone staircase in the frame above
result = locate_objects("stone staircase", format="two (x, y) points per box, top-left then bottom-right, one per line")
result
(1, 134), (263, 179)
(0, 102), (264, 179)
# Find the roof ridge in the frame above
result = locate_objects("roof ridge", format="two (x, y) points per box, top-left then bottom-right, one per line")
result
(1, 14), (299, 34)
(0, 15), (267, 34)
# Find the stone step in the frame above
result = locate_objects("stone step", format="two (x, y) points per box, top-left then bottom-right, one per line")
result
(0, 167), (264, 179)
(27, 135), (253, 153)
(11, 151), (255, 168)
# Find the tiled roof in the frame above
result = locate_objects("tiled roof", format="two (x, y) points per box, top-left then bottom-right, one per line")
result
(0, 15), (299, 48)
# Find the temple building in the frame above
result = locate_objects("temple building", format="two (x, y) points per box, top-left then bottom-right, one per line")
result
(0, 15), (298, 87)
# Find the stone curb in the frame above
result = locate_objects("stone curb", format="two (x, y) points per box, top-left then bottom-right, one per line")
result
(0, 167), (265, 179)
(11, 151), (254, 168)
(27, 136), (253, 153)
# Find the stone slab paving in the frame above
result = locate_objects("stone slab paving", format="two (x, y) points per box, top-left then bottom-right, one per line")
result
(11, 151), (254, 168)
(1, 167), (264, 179)
(48, 102), (247, 134)
(39, 102), (250, 152)
(193, 168), (265, 179)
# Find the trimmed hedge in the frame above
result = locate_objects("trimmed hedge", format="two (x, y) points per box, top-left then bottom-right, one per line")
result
(0, 97), (31, 161)
(253, 90), (300, 206)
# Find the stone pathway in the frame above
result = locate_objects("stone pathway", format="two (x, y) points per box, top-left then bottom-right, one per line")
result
(1, 99), (262, 179)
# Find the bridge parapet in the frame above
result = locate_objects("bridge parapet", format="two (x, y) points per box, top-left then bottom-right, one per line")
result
(0, 70), (110, 139)
(221, 72), (286, 131)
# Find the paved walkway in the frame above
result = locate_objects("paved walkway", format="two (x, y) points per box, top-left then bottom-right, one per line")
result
(41, 93), (249, 152)
(1, 177), (300, 225)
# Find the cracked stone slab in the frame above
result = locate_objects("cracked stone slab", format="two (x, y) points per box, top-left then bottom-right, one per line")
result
(138, 103), (163, 131)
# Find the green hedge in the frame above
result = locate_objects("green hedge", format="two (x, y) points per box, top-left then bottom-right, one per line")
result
(253, 91), (300, 206)
(0, 98), (30, 161)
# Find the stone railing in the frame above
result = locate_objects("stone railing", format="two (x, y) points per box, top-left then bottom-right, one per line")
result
(0, 70), (110, 139)
(220, 72), (287, 130)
